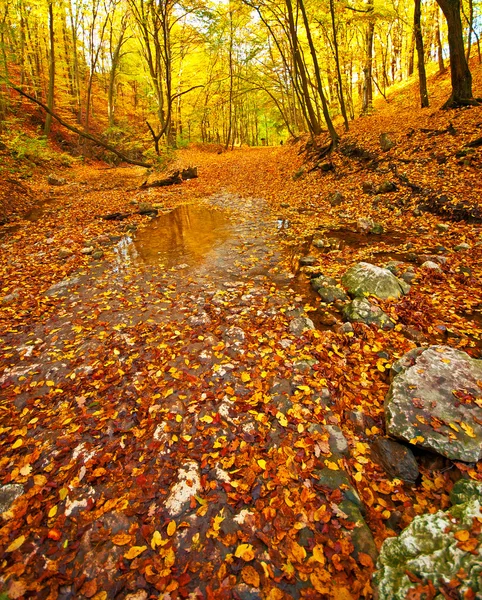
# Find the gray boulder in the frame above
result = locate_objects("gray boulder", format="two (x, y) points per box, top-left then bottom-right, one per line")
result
(356, 217), (374, 234)
(380, 133), (395, 152)
(342, 262), (410, 299)
(328, 191), (345, 206)
(311, 277), (347, 303)
(373, 479), (482, 599)
(138, 202), (158, 216)
(289, 316), (315, 336)
(343, 297), (394, 330)
(376, 181), (397, 194)
(48, 174), (67, 186)
(385, 346), (482, 461)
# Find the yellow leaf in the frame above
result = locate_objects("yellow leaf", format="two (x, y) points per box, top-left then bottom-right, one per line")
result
(276, 412), (288, 427)
(175, 414), (182, 423)
(46, 380), (55, 387)
(123, 545), (147, 560)
(235, 543), (255, 561)
(312, 544), (325, 565)
(297, 423), (304, 433)
(6, 535), (25, 552)
(409, 435), (425, 444)
(212, 512), (225, 532)
(48, 505), (58, 518)
(325, 461), (339, 471)
(151, 530), (163, 549)
(353, 472), (363, 482)
(200, 415), (213, 424)
(167, 521), (177, 536)
(164, 547), (176, 568)
(12, 438), (23, 449)
(20, 465), (31, 476)
(241, 372), (251, 383)
(257, 459), (267, 470)
(460, 422), (476, 438)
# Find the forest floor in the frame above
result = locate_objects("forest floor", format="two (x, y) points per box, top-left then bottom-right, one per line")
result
(1, 68), (482, 600)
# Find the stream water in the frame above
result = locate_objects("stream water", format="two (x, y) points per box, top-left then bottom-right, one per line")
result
(113, 204), (232, 269)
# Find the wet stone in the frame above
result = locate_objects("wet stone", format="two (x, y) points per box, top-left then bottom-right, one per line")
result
(376, 181), (397, 194)
(386, 346), (482, 461)
(0, 484), (24, 513)
(421, 260), (441, 270)
(299, 255), (316, 266)
(342, 262), (409, 299)
(289, 316), (315, 336)
(328, 191), (345, 206)
(371, 437), (419, 483)
(343, 298), (394, 330)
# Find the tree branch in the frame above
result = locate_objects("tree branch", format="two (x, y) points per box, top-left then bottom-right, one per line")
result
(7, 82), (153, 168)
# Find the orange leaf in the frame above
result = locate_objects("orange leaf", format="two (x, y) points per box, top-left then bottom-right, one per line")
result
(167, 520), (177, 536)
(111, 533), (132, 546)
(241, 565), (260, 587)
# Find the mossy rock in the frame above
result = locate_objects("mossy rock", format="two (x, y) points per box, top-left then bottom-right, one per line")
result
(373, 480), (482, 599)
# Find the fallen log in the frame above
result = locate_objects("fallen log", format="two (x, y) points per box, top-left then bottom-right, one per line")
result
(140, 166), (198, 188)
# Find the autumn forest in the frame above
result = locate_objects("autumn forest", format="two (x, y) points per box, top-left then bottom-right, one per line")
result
(1, 0), (482, 599)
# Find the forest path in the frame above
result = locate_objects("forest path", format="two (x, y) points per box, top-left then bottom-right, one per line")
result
(0, 149), (378, 599)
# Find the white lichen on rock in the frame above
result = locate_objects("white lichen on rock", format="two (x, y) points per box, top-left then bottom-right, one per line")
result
(373, 479), (482, 599)
(165, 460), (201, 517)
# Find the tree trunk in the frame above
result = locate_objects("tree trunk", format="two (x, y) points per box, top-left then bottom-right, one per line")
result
(414, 0), (429, 107)
(435, 9), (446, 74)
(44, 2), (55, 135)
(362, 4), (374, 113)
(285, 0), (321, 135)
(436, 0), (476, 106)
(329, 0), (349, 131)
(407, 30), (415, 76)
(298, 0), (339, 143)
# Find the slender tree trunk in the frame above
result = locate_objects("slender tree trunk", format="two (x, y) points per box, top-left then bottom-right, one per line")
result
(414, 0), (429, 107)
(466, 0), (473, 61)
(108, 21), (126, 127)
(435, 9), (446, 73)
(225, 7), (235, 149)
(286, 0), (321, 135)
(44, 1), (55, 135)
(298, 0), (338, 143)
(407, 30), (415, 76)
(362, 1), (374, 113)
(436, 0), (476, 106)
(329, 0), (349, 131)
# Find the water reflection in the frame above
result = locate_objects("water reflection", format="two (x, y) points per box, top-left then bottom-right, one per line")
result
(114, 204), (232, 269)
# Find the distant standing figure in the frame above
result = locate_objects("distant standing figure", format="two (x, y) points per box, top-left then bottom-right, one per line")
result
(280, 140), (284, 145)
